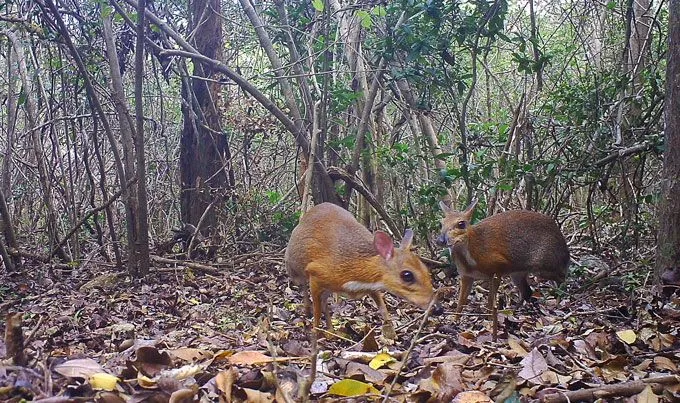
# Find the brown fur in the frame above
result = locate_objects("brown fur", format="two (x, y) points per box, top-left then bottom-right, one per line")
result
(439, 200), (569, 313)
(285, 203), (434, 338)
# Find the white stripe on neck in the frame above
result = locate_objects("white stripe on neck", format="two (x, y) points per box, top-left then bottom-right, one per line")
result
(343, 281), (384, 292)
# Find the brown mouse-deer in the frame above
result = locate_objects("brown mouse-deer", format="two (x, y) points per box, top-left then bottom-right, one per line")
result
(438, 199), (569, 314)
(285, 202), (434, 339)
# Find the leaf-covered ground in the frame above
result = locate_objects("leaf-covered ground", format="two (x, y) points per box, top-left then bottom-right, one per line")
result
(1, 247), (679, 402)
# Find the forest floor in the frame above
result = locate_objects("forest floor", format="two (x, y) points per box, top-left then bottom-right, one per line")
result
(0, 246), (679, 402)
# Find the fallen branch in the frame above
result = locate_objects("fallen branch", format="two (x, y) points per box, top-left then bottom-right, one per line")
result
(541, 375), (680, 402)
(150, 255), (221, 276)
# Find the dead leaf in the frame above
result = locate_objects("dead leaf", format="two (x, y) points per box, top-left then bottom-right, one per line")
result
(419, 361), (464, 401)
(652, 356), (677, 371)
(518, 348), (548, 384)
(596, 355), (630, 382)
(160, 363), (203, 381)
(635, 358), (653, 372)
(94, 391), (126, 403)
(54, 358), (105, 379)
(451, 391), (492, 402)
(635, 385), (659, 403)
(238, 387), (275, 402)
(573, 339), (597, 360)
(539, 370), (572, 385)
(422, 351), (470, 366)
(616, 329), (637, 344)
(346, 361), (387, 384)
(169, 387), (196, 403)
(215, 368), (238, 402)
(228, 351), (273, 365)
(134, 346), (172, 377)
(361, 327), (379, 352)
(166, 347), (213, 362)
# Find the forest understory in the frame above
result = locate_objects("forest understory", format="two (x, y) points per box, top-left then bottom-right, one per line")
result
(1, 241), (679, 402)
(1, 0), (679, 401)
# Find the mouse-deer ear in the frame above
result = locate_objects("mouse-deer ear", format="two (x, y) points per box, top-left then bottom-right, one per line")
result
(400, 229), (414, 249)
(464, 199), (478, 216)
(374, 231), (395, 260)
(439, 200), (452, 214)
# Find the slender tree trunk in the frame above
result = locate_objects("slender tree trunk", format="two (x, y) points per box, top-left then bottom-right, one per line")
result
(5, 30), (70, 262)
(180, 0), (235, 234)
(102, 14), (142, 274)
(134, 0), (150, 275)
(41, 0), (130, 267)
(655, 0), (680, 276)
(528, 0), (542, 91)
(3, 42), (17, 197)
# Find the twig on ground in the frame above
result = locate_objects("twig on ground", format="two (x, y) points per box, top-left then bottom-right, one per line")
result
(541, 375), (680, 402)
(382, 287), (452, 402)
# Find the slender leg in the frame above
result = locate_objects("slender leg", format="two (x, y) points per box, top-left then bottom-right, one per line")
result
(454, 275), (474, 317)
(306, 262), (332, 335)
(302, 286), (311, 317)
(322, 290), (332, 330)
(487, 274), (501, 311)
(370, 292), (396, 339)
(510, 273), (532, 307)
(489, 274), (500, 341)
(309, 280), (324, 335)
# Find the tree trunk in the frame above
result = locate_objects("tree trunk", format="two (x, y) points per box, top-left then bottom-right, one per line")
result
(180, 0), (235, 234)
(655, 0), (680, 276)
(6, 30), (70, 262)
(102, 14), (141, 274)
(133, 0), (150, 275)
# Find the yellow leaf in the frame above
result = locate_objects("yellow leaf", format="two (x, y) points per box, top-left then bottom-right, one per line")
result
(89, 373), (119, 391)
(368, 352), (396, 370)
(137, 374), (157, 389)
(328, 379), (380, 397)
(616, 329), (637, 345)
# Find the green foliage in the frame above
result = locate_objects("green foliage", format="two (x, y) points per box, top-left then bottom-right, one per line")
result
(356, 10), (373, 29)
(311, 0), (324, 12)
(329, 84), (363, 114)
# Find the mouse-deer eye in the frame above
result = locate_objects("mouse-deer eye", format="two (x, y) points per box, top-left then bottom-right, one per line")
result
(457, 221), (467, 229)
(400, 270), (415, 284)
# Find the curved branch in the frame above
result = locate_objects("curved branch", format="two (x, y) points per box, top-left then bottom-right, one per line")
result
(327, 166), (401, 237)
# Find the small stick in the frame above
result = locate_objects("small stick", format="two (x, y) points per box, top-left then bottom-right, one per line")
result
(382, 287), (452, 402)
(542, 375), (680, 402)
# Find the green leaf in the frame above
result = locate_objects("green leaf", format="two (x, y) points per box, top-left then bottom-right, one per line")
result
(17, 90), (27, 107)
(266, 191), (281, 204)
(434, 152), (455, 160)
(357, 10), (373, 29)
(101, 5), (113, 18)
(372, 5), (387, 17)
(311, 0), (324, 12)
(606, 0), (617, 9)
